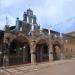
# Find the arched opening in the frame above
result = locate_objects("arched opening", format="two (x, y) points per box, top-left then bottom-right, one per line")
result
(23, 44), (31, 63)
(9, 39), (22, 65)
(52, 42), (61, 60)
(36, 39), (49, 62)
(9, 36), (31, 66)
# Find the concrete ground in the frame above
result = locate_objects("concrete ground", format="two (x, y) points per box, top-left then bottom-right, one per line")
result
(0, 59), (75, 75)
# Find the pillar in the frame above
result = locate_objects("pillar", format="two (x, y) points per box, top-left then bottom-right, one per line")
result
(48, 45), (53, 61)
(27, 16), (29, 23)
(3, 36), (10, 68)
(3, 54), (9, 68)
(60, 45), (65, 59)
(30, 42), (36, 64)
(40, 25), (42, 34)
(3, 43), (9, 68)
(31, 24), (34, 31)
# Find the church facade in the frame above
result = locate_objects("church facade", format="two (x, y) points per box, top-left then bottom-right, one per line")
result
(0, 9), (74, 67)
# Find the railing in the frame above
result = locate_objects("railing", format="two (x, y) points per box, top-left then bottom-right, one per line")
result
(0, 50), (31, 67)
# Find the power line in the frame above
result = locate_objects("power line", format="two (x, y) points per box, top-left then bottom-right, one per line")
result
(54, 16), (75, 26)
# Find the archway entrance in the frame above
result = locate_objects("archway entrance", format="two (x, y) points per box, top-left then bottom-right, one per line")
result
(36, 40), (49, 62)
(53, 44), (61, 60)
(9, 36), (31, 66)
(23, 44), (31, 63)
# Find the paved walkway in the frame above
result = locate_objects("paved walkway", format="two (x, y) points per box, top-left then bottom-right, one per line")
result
(0, 59), (75, 75)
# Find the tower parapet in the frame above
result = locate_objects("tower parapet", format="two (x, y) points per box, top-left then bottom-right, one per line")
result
(23, 8), (37, 24)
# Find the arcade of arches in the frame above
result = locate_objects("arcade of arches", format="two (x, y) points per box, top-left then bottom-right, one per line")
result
(1, 34), (64, 67)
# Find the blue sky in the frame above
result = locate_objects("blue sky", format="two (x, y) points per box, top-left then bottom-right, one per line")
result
(0, 0), (75, 33)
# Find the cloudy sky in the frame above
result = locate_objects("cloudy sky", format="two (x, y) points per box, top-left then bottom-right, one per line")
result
(0, 0), (75, 33)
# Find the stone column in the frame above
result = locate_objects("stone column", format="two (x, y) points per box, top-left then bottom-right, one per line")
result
(30, 42), (36, 64)
(27, 16), (29, 23)
(3, 54), (9, 68)
(60, 45), (65, 59)
(3, 43), (9, 68)
(48, 45), (53, 61)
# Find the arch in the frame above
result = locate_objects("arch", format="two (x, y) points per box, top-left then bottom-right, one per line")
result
(9, 35), (30, 54)
(36, 38), (49, 47)
(35, 39), (49, 62)
(52, 41), (62, 60)
(53, 41), (61, 47)
(9, 35), (31, 66)
(16, 34), (30, 45)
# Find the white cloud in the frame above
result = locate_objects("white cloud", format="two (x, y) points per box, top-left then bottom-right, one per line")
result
(0, 0), (22, 8)
(0, 14), (15, 29)
(0, 0), (75, 33)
